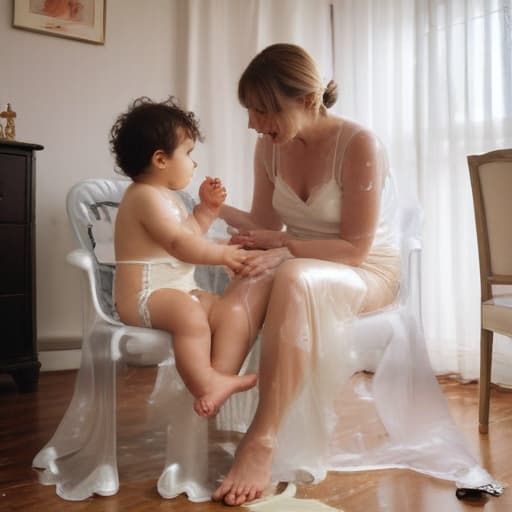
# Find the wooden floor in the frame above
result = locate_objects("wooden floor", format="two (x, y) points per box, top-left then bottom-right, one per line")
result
(1, 369), (511, 512)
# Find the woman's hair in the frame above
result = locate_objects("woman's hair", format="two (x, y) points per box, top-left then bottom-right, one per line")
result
(109, 96), (203, 179)
(238, 43), (338, 113)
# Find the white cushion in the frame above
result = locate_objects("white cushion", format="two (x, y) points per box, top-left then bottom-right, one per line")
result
(482, 294), (512, 337)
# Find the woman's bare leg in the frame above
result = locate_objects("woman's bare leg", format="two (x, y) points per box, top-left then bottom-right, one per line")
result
(213, 261), (309, 504)
(213, 260), (372, 506)
(147, 289), (257, 416)
(211, 274), (274, 373)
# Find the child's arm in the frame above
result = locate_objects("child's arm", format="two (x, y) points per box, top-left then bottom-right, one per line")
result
(138, 185), (246, 271)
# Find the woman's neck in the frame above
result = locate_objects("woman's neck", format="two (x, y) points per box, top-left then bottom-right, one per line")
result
(294, 111), (339, 146)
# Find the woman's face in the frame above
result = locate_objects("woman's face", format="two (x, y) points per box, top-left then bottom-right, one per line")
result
(247, 95), (310, 145)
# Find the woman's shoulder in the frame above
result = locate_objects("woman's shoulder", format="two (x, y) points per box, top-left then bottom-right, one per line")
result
(332, 115), (377, 140)
(317, 116), (375, 158)
(329, 116), (383, 157)
(331, 117), (388, 184)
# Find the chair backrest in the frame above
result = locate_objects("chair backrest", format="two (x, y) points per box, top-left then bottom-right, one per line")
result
(66, 178), (131, 319)
(396, 200), (423, 302)
(468, 149), (512, 301)
(379, 171), (424, 314)
(66, 178), (227, 320)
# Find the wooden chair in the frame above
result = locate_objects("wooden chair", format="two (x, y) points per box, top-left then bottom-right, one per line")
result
(468, 149), (512, 434)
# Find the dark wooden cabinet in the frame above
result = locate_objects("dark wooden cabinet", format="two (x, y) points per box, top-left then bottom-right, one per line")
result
(0, 141), (43, 391)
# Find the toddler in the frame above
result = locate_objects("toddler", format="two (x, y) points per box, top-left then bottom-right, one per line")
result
(110, 97), (257, 417)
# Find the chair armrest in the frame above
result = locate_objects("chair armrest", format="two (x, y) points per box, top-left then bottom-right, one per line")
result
(67, 248), (95, 272)
(406, 239), (423, 329)
(404, 236), (422, 253)
(67, 249), (120, 326)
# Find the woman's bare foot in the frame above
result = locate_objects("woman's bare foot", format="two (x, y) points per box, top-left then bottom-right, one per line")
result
(193, 372), (257, 418)
(212, 433), (275, 506)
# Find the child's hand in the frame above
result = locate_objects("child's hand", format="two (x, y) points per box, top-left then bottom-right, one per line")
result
(199, 176), (227, 209)
(222, 244), (248, 272)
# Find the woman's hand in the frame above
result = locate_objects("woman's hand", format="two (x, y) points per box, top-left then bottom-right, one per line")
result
(222, 244), (248, 273)
(236, 247), (293, 277)
(199, 176), (226, 210)
(230, 229), (290, 250)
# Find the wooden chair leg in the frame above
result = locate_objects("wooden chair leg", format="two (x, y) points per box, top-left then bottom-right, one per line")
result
(478, 329), (494, 434)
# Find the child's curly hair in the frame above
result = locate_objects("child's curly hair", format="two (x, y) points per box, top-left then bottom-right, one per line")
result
(109, 96), (203, 179)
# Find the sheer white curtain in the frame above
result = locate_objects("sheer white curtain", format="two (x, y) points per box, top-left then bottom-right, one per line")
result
(174, 0), (332, 208)
(332, 0), (512, 384)
(176, 0), (512, 384)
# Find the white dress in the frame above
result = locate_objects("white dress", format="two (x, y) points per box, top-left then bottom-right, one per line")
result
(220, 120), (502, 495)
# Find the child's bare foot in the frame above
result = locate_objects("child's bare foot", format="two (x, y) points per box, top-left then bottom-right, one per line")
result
(193, 372), (257, 418)
(212, 433), (274, 506)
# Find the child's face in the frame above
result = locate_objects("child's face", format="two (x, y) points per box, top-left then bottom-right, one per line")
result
(164, 134), (197, 190)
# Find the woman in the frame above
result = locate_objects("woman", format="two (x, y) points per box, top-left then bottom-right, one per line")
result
(213, 43), (401, 505)
(213, 43), (501, 507)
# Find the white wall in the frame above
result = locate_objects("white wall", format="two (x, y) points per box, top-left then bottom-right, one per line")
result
(0, 1), (179, 361)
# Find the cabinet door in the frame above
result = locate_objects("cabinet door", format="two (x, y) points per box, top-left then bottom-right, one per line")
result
(0, 153), (28, 223)
(0, 295), (33, 360)
(0, 225), (27, 294)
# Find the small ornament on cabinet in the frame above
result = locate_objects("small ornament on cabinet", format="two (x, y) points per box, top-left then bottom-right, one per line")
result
(0, 104), (17, 141)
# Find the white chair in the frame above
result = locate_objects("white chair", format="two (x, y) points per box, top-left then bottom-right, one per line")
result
(32, 178), (228, 501)
(35, 177), (458, 501)
(468, 149), (512, 434)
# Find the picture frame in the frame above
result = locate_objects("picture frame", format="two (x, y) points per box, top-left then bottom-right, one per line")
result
(12, 0), (106, 45)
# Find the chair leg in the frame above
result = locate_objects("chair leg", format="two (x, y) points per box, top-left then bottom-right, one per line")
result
(478, 329), (494, 434)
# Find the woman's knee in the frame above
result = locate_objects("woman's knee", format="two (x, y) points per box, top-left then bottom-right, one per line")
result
(272, 259), (368, 307)
(273, 259), (309, 293)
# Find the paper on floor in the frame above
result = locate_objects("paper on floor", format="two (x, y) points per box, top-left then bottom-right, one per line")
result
(243, 484), (343, 512)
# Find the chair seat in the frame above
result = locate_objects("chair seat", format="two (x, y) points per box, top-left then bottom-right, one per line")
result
(482, 295), (512, 337)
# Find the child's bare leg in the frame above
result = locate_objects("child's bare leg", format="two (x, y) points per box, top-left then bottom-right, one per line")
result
(147, 289), (257, 417)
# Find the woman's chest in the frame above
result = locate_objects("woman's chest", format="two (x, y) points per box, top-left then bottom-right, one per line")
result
(277, 145), (337, 202)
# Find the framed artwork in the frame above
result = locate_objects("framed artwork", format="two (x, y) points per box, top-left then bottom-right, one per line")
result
(12, 0), (106, 45)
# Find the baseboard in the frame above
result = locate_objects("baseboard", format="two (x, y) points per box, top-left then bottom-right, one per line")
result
(38, 349), (82, 371)
(38, 337), (82, 371)
(38, 336), (82, 351)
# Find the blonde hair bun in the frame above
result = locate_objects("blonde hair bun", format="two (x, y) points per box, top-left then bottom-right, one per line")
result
(323, 80), (338, 109)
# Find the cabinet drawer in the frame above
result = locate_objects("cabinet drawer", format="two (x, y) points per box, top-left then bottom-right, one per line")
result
(0, 225), (28, 294)
(0, 295), (33, 360)
(0, 153), (28, 223)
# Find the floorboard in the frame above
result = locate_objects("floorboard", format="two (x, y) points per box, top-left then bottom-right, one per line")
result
(0, 370), (511, 511)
